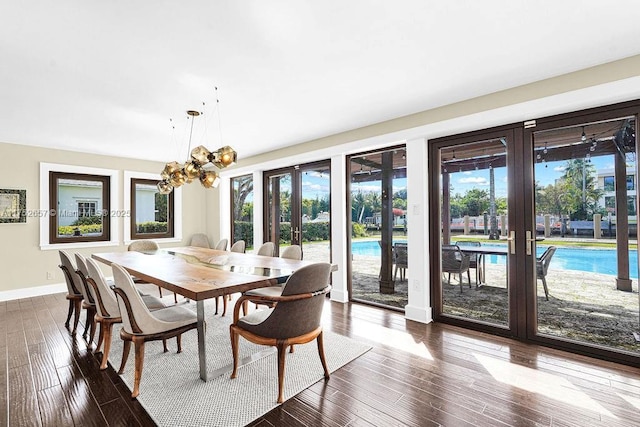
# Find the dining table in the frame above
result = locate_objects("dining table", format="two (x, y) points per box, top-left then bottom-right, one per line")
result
(92, 246), (333, 381)
(455, 244), (509, 285)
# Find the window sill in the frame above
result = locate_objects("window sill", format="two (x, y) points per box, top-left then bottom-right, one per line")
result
(40, 240), (120, 251)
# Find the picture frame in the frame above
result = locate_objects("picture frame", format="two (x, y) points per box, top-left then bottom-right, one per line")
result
(0, 189), (26, 223)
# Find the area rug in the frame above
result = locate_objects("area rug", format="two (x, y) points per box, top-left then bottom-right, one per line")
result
(107, 302), (371, 427)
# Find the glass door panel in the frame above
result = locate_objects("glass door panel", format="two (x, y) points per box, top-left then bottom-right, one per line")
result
(348, 147), (407, 310)
(532, 117), (640, 353)
(264, 161), (331, 261)
(439, 137), (511, 327)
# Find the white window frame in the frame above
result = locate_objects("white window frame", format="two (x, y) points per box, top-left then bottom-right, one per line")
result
(40, 163), (120, 250)
(124, 171), (182, 245)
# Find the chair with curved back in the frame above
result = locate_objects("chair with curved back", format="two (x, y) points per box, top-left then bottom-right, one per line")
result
(229, 240), (246, 253)
(85, 258), (166, 370)
(128, 240), (177, 303)
(454, 240), (482, 286)
(536, 246), (557, 301)
(190, 233), (211, 248)
(214, 238), (229, 251)
(280, 244), (302, 260)
(111, 263), (198, 398)
(256, 241), (275, 257)
(74, 253), (98, 345)
(441, 244), (471, 293)
(58, 251), (84, 334)
(230, 262), (333, 403)
(215, 240), (247, 315)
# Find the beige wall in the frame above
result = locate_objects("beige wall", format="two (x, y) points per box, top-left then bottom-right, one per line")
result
(0, 143), (208, 294)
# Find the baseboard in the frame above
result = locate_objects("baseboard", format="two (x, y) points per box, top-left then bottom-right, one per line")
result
(329, 288), (349, 303)
(404, 304), (433, 324)
(0, 283), (67, 302)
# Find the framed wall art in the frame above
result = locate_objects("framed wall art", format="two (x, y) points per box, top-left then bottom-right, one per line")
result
(0, 189), (26, 223)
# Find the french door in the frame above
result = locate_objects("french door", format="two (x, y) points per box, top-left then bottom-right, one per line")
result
(431, 101), (640, 364)
(263, 161), (331, 263)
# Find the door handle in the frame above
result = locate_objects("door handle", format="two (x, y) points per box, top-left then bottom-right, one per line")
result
(507, 231), (516, 254)
(293, 227), (300, 241)
(526, 230), (535, 256)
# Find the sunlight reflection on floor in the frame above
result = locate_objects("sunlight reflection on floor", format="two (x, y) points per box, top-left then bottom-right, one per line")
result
(350, 319), (433, 360)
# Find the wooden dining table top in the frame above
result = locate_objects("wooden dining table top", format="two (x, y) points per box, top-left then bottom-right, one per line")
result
(92, 246), (327, 301)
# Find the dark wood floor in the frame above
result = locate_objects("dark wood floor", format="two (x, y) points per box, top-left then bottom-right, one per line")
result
(2, 293), (640, 427)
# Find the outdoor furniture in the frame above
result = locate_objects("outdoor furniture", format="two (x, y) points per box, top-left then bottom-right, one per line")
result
(536, 246), (557, 301)
(230, 262), (332, 403)
(454, 240), (482, 286)
(442, 244), (471, 292)
(393, 243), (408, 281)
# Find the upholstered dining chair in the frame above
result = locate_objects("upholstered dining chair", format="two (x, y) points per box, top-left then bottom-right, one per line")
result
(128, 240), (177, 303)
(58, 251), (84, 334)
(111, 263), (198, 398)
(73, 253), (98, 345)
(190, 233), (211, 248)
(256, 241), (276, 257)
(214, 238), (229, 251)
(441, 244), (471, 293)
(85, 258), (166, 370)
(230, 262), (332, 403)
(229, 240), (246, 253)
(536, 246), (557, 301)
(280, 244), (302, 260)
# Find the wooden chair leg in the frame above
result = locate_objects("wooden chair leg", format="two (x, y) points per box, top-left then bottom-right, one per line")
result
(173, 292), (178, 304)
(82, 309), (91, 339)
(276, 342), (287, 403)
(100, 322), (114, 370)
(230, 327), (240, 379)
(65, 299), (74, 328)
(118, 340), (131, 374)
(88, 310), (97, 346)
(132, 340), (145, 398)
(72, 299), (82, 334)
(176, 334), (183, 353)
(316, 331), (330, 380)
(241, 300), (248, 317)
(94, 322), (105, 355)
(162, 339), (168, 353)
(215, 296), (220, 315)
(158, 286), (163, 298)
(221, 295), (228, 316)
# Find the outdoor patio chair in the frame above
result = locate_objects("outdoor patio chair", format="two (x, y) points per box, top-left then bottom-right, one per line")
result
(442, 244), (471, 293)
(393, 243), (408, 281)
(536, 246), (557, 301)
(454, 240), (482, 286)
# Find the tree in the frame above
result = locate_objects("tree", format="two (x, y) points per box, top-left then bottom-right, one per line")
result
(233, 175), (253, 221)
(561, 159), (603, 220)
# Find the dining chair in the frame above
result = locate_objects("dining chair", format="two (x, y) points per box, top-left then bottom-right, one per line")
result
(190, 233), (211, 248)
(536, 246), (557, 301)
(454, 240), (482, 286)
(230, 262), (333, 403)
(441, 244), (471, 292)
(73, 253), (98, 345)
(111, 263), (198, 398)
(229, 240), (246, 253)
(280, 244), (302, 260)
(128, 240), (177, 303)
(214, 238), (229, 251)
(256, 241), (275, 257)
(85, 258), (166, 370)
(58, 251), (84, 334)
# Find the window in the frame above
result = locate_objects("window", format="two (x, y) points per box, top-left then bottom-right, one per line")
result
(604, 176), (615, 191)
(605, 196), (615, 209)
(231, 174), (253, 247)
(49, 171), (111, 244)
(130, 178), (174, 239)
(123, 171), (182, 243)
(628, 195), (637, 216)
(627, 174), (635, 191)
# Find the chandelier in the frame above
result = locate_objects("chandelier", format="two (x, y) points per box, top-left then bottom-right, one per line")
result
(157, 109), (237, 194)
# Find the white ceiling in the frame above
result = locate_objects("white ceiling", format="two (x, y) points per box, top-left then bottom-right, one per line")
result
(2, 1), (640, 163)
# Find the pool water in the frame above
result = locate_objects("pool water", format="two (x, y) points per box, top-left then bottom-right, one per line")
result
(351, 240), (639, 279)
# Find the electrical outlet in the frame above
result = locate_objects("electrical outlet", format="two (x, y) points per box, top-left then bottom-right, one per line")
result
(47, 272), (53, 280)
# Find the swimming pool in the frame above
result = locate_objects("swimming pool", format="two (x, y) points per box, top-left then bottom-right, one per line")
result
(351, 240), (639, 279)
